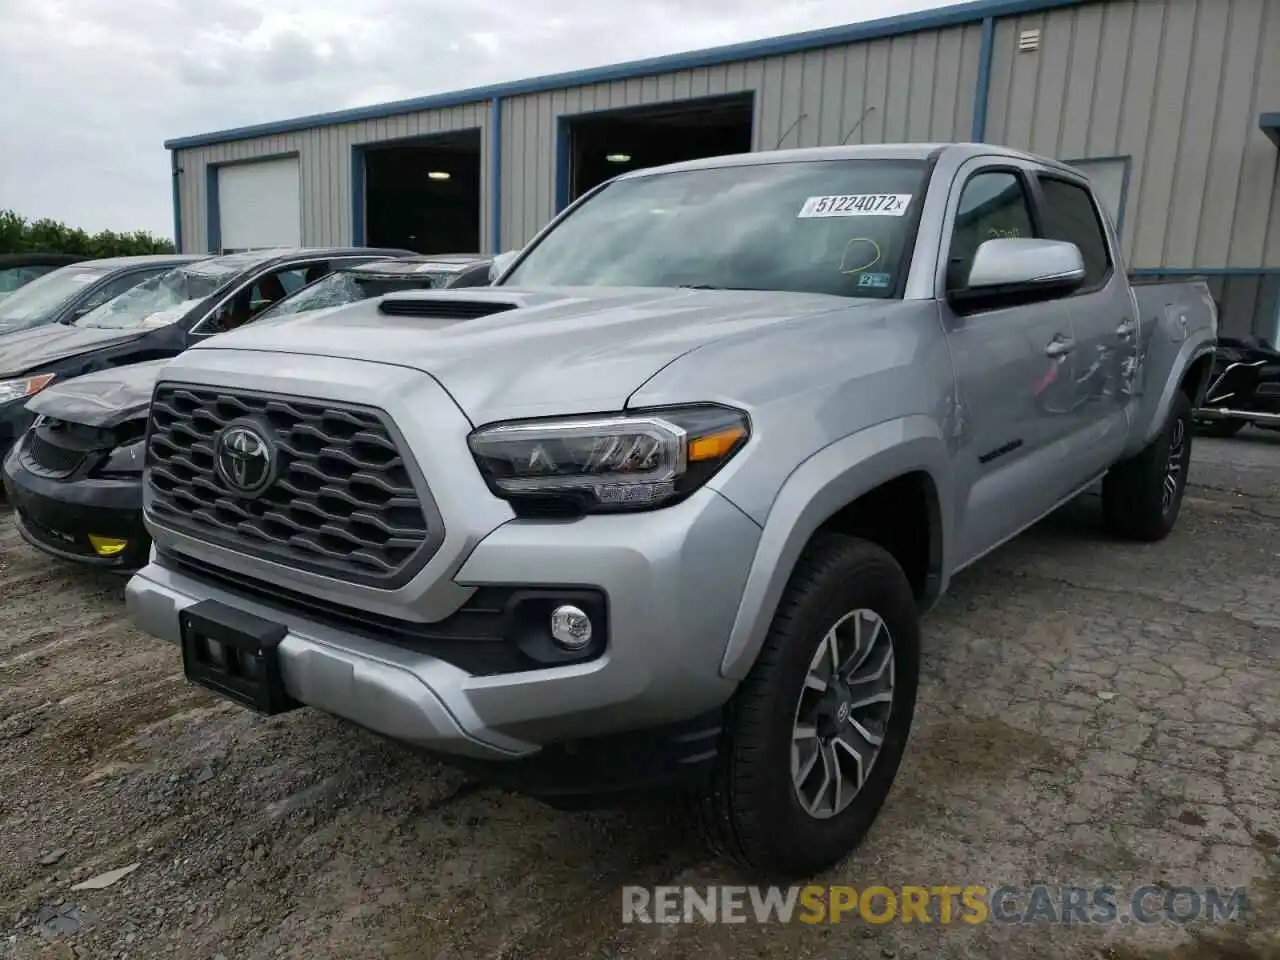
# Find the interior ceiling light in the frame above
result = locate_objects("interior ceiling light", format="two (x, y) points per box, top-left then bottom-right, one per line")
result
(605, 153), (631, 163)
(427, 171), (451, 180)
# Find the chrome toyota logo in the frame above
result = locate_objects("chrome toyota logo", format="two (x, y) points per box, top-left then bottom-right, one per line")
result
(214, 423), (276, 497)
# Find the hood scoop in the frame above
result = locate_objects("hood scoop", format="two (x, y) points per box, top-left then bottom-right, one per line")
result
(378, 294), (521, 320)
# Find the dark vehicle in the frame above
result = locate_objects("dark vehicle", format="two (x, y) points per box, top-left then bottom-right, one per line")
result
(0, 246), (438, 568)
(1194, 335), (1280, 437)
(0, 253), (89, 298)
(0, 255), (205, 337)
(0, 247), (409, 462)
(257, 253), (493, 320)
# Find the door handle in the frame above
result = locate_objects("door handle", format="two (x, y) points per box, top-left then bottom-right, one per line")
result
(1044, 336), (1075, 358)
(1116, 320), (1136, 338)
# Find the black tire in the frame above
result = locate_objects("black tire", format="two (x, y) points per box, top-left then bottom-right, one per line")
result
(1195, 416), (1246, 439)
(695, 534), (920, 880)
(1102, 390), (1194, 541)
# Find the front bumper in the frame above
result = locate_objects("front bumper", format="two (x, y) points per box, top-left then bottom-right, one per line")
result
(3, 444), (147, 570)
(127, 484), (759, 763)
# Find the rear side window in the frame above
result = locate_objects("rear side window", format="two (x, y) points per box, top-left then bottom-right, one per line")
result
(1036, 176), (1112, 289)
(947, 170), (1036, 290)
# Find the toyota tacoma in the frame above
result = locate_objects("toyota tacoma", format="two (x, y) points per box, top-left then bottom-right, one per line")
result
(124, 143), (1217, 879)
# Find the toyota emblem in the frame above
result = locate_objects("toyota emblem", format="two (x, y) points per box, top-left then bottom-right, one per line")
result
(214, 423), (276, 497)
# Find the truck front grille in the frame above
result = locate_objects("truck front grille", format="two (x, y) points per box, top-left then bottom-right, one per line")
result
(145, 384), (435, 588)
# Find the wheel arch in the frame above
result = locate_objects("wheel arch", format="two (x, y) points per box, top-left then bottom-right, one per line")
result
(717, 416), (951, 682)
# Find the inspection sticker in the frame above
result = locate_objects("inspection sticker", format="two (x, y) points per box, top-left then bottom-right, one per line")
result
(856, 272), (893, 289)
(798, 194), (913, 218)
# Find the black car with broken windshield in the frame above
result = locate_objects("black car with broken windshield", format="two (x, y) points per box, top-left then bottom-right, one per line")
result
(0, 246), (410, 465)
(1, 248), (488, 570)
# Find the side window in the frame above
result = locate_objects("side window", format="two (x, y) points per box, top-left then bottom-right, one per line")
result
(1036, 176), (1112, 289)
(947, 171), (1036, 291)
(202, 264), (331, 334)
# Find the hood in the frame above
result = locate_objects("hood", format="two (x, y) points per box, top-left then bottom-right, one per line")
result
(0, 324), (146, 378)
(25, 358), (169, 427)
(193, 287), (870, 421)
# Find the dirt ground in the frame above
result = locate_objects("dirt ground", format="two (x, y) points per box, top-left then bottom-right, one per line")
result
(1, 430), (1278, 960)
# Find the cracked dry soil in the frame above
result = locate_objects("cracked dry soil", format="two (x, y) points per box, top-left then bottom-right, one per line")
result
(1, 432), (1279, 960)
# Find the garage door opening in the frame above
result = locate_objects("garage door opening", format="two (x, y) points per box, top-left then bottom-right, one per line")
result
(564, 93), (754, 205)
(362, 130), (482, 254)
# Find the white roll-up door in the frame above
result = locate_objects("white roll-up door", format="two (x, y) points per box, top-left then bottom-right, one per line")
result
(217, 158), (301, 251)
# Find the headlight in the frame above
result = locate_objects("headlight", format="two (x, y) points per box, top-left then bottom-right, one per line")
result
(101, 439), (145, 475)
(0, 374), (55, 405)
(468, 404), (750, 514)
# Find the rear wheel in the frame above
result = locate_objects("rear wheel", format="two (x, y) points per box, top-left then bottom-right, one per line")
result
(1195, 416), (1246, 439)
(1103, 390), (1194, 541)
(696, 534), (919, 879)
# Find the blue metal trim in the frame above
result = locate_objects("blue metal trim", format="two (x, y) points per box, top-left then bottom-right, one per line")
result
(205, 164), (220, 253)
(351, 145), (366, 245)
(491, 97), (503, 253)
(170, 152), (183, 253)
(971, 16), (996, 142)
(1262, 112), (1280, 148)
(164, 0), (1090, 149)
(555, 117), (572, 213)
(1129, 268), (1280, 276)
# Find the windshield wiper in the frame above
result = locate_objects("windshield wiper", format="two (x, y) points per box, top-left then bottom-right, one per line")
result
(678, 284), (759, 291)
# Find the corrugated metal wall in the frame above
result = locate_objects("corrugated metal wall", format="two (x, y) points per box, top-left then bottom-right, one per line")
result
(173, 102), (491, 254)
(174, 0), (1280, 278)
(986, 0), (1280, 270)
(498, 23), (984, 247)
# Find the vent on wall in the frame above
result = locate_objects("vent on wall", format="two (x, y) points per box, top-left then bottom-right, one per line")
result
(1018, 28), (1042, 52)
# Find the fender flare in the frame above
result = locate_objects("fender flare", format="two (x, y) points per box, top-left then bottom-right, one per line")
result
(717, 415), (952, 681)
(1130, 337), (1217, 455)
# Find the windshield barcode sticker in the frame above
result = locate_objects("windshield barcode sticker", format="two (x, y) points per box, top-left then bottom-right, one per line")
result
(798, 194), (913, 218)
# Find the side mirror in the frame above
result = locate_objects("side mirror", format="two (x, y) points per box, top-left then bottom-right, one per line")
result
(489, 249), (521, 282)
(948, 238), (1085, 314)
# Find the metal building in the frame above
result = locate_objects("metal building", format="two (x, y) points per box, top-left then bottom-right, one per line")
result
(167, 0), (1280, 339)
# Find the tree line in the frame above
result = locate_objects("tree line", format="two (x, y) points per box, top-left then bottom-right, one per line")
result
(0, 208), (175, 258)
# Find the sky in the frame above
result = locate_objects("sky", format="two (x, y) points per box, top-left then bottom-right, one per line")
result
(0, 0), (952, 239)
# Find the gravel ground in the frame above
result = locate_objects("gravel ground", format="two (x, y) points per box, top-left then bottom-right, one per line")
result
(1, 430), (1278, 960)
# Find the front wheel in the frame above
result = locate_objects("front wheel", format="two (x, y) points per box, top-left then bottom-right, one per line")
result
(696, 534), (920, 880)
(1103, 390), (1194, 541)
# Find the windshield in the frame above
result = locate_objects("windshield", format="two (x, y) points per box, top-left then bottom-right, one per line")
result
(75, 262), (238, 329)
(501, 159), (928, 298)
(0, 265), (111, 330)
(256, 271), (447, 320)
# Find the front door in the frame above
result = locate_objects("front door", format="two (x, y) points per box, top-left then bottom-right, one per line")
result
(939, 163), (1083, 565)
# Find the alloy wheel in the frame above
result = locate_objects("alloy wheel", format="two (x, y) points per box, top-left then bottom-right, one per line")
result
(791, 609), (895, 820)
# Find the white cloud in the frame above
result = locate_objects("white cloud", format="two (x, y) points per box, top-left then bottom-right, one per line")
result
(0, 0), (948, 237)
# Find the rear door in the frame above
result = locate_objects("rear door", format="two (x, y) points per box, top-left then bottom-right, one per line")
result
(1028, 171), (1132, 477)
(937, 159), (1083, 565)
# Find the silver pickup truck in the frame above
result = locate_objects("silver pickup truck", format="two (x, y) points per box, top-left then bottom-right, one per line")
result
(125, 143), (1216, 879)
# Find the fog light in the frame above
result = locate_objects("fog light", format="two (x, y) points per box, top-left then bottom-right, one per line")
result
(549, 604), (593, 650)
(88, 535), (128, 557)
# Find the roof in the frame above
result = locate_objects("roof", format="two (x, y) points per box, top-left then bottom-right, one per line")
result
(342, 255), (491, 277)
(165, 0), (1093, 150)
(1263, 112), (1280, 149)
(79, 254), (207, 268)
(607, 141), (1081, 178)
(187, 247), (411, 274)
